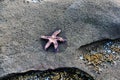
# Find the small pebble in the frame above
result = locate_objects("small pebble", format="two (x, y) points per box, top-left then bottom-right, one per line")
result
(79, 55), (84, 60)
(24, 0), (40, 3)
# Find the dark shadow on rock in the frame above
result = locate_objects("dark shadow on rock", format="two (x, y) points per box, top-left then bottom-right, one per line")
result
(0, 0), (4, 2)
(78, 38), (120, 53)
(106, 23), (120, 38)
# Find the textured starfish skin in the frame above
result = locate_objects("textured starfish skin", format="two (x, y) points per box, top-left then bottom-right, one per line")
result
(41, 30), (65, 51)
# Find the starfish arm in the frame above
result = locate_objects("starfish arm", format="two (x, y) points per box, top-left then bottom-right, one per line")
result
(45, 41), (52, 50)
(56, 37), (65, 42)
(53, 41), (58, 49)
(41, 35), (50, 39)
(52, 29), (61, 37)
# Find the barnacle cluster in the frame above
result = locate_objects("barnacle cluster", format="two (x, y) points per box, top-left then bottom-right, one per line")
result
(79, 39), (120, 73)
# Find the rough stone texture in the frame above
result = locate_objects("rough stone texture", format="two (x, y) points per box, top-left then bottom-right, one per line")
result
(0, 0), (120, 79)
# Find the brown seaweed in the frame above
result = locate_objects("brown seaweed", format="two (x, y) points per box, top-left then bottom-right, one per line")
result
(0, 67), (94, 80)
(78, 38), (120, 73)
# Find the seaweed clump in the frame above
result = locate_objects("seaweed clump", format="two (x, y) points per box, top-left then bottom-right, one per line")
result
(79, 39), (120, 73)
(0, 67), (95, 80)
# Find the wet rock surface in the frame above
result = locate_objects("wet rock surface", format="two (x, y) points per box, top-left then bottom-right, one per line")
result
(0, 0), (120, 79)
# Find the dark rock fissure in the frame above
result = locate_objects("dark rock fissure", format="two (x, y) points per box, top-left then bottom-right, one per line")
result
(0, 67), (95, 80)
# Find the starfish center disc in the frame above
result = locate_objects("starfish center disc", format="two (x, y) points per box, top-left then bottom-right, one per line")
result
(49, 37), (56, 42)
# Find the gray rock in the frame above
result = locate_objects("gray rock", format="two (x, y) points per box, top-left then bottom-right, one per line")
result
(0, 0), (120, 79)
(64, 0), (120, 48)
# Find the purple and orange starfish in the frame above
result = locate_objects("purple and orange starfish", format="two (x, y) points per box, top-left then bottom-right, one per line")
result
(41, 30), (65, 51)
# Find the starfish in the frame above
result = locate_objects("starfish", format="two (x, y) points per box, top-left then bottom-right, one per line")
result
(41, 30), (65, 51)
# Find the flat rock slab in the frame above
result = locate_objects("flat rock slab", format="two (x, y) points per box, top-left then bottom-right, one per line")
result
(0, 0), (120, 79)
